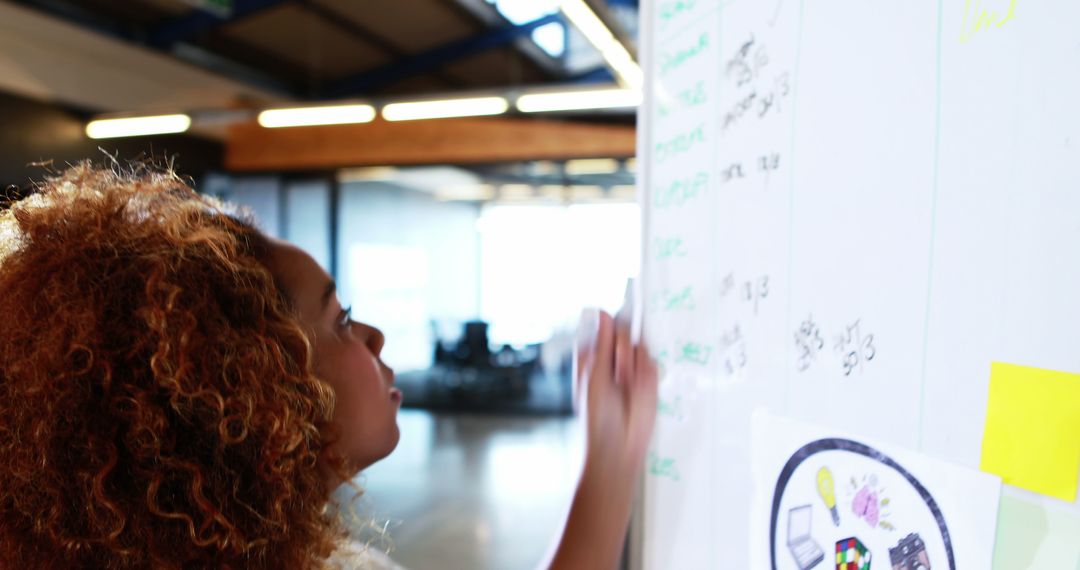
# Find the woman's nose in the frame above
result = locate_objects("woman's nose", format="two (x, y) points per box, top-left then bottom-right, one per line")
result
(359, 322), (385, 357)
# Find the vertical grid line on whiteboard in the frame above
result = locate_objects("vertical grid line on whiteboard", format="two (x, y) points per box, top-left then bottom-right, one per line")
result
(709, 6), (725, 568)
(918, 0), (946, 452)
(782, 0), (807, 416)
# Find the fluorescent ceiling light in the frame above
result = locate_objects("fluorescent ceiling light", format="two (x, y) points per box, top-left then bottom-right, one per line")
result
(517, 87), (641, 113)
(337, 166), (397, 183)
(625, 157), (637, 173)
(499, 184), (534, 199)
(559, 0), (643, 89)
(531, 161), (561, 175)
(382, 97), (509, 121)
(435, 184), (496, 201)
(258, 104), (375, 128)
(565, 158), (619, 175)
(85, 114), (191, 139)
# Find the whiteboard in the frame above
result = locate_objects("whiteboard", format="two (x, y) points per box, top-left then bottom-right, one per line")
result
(636, 0), (1080, 568)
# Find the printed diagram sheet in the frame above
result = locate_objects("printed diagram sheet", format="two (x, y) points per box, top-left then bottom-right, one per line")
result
(751, 413), (1000, 570)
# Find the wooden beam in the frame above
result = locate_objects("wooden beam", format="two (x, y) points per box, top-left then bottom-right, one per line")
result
(225, 117), (636, 171)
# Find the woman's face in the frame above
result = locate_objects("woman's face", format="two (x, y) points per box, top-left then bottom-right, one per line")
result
(266, 241), (401, 479)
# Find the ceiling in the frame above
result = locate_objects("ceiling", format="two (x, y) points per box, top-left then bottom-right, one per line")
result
(6, 0), (638, 106)
(0, 0), (639, 188)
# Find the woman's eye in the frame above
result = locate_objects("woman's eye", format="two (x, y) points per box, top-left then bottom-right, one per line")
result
(338, 306), (353, 329)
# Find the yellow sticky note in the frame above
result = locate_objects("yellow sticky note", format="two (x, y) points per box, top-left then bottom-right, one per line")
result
(980, 362), (1080, 502)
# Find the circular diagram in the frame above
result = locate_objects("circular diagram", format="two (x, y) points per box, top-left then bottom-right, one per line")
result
(769, 438), (954, 570)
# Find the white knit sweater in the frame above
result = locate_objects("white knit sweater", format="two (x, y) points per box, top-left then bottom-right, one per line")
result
(326, 540), (408, 570)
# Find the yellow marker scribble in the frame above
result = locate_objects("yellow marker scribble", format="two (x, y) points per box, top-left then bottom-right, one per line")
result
(960, 0), (1017, 43)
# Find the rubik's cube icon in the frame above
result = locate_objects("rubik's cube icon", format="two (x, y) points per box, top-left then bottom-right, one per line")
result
(835, 537), (871, 570)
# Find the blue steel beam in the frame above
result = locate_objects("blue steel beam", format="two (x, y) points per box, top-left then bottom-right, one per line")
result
(322, 12), (562, 99)
(571, 66), (615, 84)
(149, 0), (290, 48)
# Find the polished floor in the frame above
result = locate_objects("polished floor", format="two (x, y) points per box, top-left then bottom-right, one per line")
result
(337, 410), (584, 570)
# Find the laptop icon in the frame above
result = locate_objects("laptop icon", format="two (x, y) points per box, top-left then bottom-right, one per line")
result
(787, 505), (825, 570)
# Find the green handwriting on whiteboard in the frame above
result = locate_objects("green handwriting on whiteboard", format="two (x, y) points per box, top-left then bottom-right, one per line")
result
(648, 287), (696, 313)
(959, 0), (1017, 43)
(653, 171), (709, 208)
(654, 236), (689, 259)
(655, 124), (706, 163)
(659, 80), (708, 118)
(660, 32), (709, 76)
(675, 341), (712, 366)
(664, 286), (696, 311)
(649, 452), (681, 481)
(659, 0), (696, 28)
(658, 396), (685, 420)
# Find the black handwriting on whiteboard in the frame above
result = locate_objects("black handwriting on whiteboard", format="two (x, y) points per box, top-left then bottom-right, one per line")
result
(794, 315), (825, 372)
(834, 319), (877, 376)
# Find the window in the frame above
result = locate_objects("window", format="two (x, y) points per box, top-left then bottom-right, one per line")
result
(487, 0), (566, 58)
(478, 203), (640, 346)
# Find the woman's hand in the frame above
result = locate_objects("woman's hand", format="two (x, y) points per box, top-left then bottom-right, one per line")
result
(545, 309), (658, 570)
(575, 309), (658, 472)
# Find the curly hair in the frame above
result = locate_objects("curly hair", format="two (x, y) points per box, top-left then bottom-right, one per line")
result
(0, 162), (346, 568)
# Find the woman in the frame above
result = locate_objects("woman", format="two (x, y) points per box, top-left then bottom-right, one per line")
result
(0, 162), (657, 569)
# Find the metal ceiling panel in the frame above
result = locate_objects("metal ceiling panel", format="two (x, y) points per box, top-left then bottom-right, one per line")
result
(368, 75), (450, 97)
(313, 0), (478, 54)
(444, 47), (548, 88)
(223, 3), (391, 79)
(0, 2), (281, 125)
(140, 0), (193, 16)
(72, 0), (189, 25)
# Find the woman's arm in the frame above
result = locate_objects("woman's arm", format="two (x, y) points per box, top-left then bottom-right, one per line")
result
(546, 310), (658, 570)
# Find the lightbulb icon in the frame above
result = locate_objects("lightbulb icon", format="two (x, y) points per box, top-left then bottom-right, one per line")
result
(816, 466), (840, 526)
